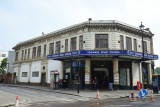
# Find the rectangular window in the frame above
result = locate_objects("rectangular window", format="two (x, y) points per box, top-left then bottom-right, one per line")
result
(95, 34), (108, 48)
(143, 41), (147, 53)
(28, 48), (30, 59)
(21, 50), (24, 60)
(71, 37), (76, 51)
(32, 71), (39, 77)
(56, 41), (61, 54)
(32, 47), (36, 58)
(126, 37), (132, 51)
(79, 35), (83, 50)
(22, 72), (27, 77)
(65, 39), (68, 52)
(134, 39), (137, 51)
(120, 35), (124, 50)
(44, 44), (46, 56)
(2, 54), (6, 57)
(49, 43), (54, 55)
(24, 49), (27, 60)
(15, 52), (18, 61)
(37, 46), (41, 57)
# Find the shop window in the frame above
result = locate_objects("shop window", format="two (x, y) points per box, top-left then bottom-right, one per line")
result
(120, 35), (124, 50)
(49, 43), (54, 55)
(126, 37), (132, 51)
(71, 37), (76, 51)
(65, 39), (68, 52)
(134, 39), (137, 52)
(44, 44), (46, 56)
(32, 47), (36, 58)
(32, 71), (39, 77)
(79, 35), (83, 50)
(56, 41), (61, 54)
(95, 34), (108, 49)
(22, 72), (27, 77)
(37, 46), (41, 57)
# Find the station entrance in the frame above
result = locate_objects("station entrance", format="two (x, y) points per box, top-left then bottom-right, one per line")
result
(91, 61), (113, 89)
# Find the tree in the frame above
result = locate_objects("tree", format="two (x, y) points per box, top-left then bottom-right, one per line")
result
(154, 67), (160, 74)
(0, 58), (7, 74)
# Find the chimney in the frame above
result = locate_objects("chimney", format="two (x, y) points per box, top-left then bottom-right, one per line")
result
(88, 18), (92, 23)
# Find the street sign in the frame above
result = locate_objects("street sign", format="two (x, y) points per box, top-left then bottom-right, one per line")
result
(139, 89), (147, 97)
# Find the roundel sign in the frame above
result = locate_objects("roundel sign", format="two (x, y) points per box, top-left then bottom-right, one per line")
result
(139, 89), (147, 97)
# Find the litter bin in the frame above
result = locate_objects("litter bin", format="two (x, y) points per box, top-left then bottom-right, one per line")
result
(109, 83), (113, 90)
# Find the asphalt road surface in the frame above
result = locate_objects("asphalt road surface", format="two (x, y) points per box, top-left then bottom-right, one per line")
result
(0, 85), (91, 106)
(0, 85), (160, 107)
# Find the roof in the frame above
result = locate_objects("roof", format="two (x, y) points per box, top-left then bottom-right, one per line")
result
(12, 20), (153, 50)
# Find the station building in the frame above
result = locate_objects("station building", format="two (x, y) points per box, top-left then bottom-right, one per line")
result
(12, 19), (158, 89)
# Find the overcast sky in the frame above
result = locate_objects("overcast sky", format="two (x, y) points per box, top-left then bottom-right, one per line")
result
(0, 0), (159, 67)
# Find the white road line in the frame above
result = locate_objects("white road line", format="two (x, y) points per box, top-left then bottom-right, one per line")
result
(110, 105), (132, 107)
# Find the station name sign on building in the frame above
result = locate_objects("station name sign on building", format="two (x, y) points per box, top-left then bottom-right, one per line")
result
(47, 50), (158, 60)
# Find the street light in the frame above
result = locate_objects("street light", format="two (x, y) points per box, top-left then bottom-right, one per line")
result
(139, 22), (145, 88)
(139, 22), (145, 62)
(77, 59), (80, 94)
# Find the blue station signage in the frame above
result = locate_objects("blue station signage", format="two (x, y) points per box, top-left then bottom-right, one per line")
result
(47, 50), (158, 60)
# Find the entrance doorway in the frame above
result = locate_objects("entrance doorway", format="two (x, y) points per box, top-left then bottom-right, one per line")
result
(13, 73), (17, 84)
(92, 71), (108, 89)
(41, 73), (46, 86)
(91, 61), (113, 89)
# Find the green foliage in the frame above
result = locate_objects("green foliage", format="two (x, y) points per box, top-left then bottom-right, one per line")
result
(0, 58), (7, 74)
(154, 67), (160, 74)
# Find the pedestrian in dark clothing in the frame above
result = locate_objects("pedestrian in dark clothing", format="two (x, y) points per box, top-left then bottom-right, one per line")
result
(93, 77), (97, 90)
(57, 78), (60, 89)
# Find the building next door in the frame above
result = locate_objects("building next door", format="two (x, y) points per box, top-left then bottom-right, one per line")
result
(41, 73), (46, 86)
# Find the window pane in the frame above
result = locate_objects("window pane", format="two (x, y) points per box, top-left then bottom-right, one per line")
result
(96, 40), (99, 48)
(32, 71), (39, 77)
(96, 35), (99, 39)
(71, 37), (76, 51)
(120, 35), (124, 50)
(100, 40), (103, 48)
(65, 39), (68, 52)
(104, 40), (108, 48)
(22, 72), (27, 77)
(79, 36), (83, 50)
(56, 41), (60, 54)
(100, 35), (103, 39)
(104, 35), (108, 39)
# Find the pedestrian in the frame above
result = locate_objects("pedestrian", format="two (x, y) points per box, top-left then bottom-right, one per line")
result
(57, 78), (60, 89)
(93, 77), (97, 90)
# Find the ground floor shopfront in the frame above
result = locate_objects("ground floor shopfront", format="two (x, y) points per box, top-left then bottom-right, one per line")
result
(61, 58), (153, 90)
(47, 50), (158, 90)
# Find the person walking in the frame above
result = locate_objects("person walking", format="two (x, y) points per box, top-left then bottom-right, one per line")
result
(93, 77), (98, 90)
(57, 78), (60, 89)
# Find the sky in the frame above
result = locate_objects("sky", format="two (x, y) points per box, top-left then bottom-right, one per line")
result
(0, 0), (160, 67)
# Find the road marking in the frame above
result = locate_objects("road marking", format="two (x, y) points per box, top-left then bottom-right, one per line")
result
(110, 105), (132, 107)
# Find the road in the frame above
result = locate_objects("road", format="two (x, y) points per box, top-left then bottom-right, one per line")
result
(0, 85), (160, 107)
(0, 85), (91, 106)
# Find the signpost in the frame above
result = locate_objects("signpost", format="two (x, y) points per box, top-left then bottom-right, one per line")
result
(139, 89), (147, 98)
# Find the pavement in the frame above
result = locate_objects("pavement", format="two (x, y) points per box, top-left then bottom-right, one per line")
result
(0, 84), (160, 107)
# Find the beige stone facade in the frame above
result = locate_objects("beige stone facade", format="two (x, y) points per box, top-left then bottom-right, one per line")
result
(12, 20), (158, 89)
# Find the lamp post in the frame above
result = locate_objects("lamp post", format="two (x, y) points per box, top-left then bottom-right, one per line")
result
(139, 22), (145, 88)
(77, 59), (80, 94)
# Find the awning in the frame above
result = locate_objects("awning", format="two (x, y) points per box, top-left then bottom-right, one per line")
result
(47, 50), (159, 60)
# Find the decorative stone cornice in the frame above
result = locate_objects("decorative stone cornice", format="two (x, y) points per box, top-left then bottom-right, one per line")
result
(13, 20), (154, 50)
